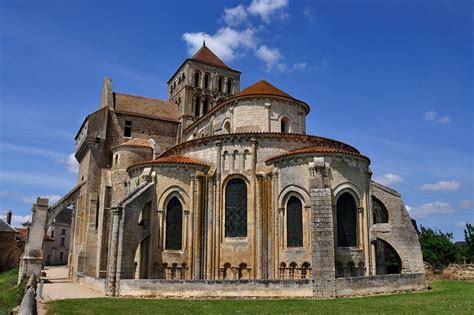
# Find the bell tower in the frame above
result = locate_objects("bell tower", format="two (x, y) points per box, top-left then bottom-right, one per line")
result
(167, 42), (241, 130)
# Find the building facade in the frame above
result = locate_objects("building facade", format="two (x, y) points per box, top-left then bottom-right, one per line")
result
(43, 209), (73, 266)
(22, 44), (425, 297)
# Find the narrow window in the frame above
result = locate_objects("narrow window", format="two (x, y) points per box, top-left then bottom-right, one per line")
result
(60, 237), (65, 246)
(218, 77), (223, 92)
(61, 229), (66, 235)
(281, 117), (289, 133)
(223, 121), (231, 134)
(59, 252), (64, 261)
(337, 192), (357, 247)
(124, 120), (132, 137)
(203, 99), (209, 115)
(226, 78), (232, 93)
(287, 196), (303, 247)
(225, 178), (247, 237)
(165, 197), (183, 250)
(194, 96), (201, 116)
(204, 73), (210, 89)
(194, 72), (200, 87)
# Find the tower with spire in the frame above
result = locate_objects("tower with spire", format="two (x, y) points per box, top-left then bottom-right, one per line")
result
(167, 44), (241, 130)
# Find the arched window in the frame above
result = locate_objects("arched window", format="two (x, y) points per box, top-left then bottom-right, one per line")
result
(203, 98), (209, 115)
(222, 120), (231, 134)
(165, 197), (183, 250)
(226, 78), (232, 93)
(218, 77), (223, 92)
(225, 178), (247, 237)
(286, 196), (303, 247)
(204, 73), (210, 89)
(281, 116), (289, 133)
(336, 192), (357, 247)
(372, 197), (389, 224)
(194, 96), (201, 116)
(194, 72), (200, 87)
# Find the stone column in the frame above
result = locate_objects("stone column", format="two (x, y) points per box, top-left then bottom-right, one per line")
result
(106, 206), (121, 296)
(309, 158), (336, 298)
(19, 198), (49, 281)
(255, 174), (264, 279)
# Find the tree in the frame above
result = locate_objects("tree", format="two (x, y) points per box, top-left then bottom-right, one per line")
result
(419, 225), (459, 269)
(464, 223), (474, 263)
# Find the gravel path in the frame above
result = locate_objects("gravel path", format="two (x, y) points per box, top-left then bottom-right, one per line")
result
(37, 266), (104, 314)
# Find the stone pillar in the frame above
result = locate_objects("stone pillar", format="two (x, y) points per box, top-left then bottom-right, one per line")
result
(106, 206), (121, 296)
(309, 158), (336, 298)
(19, 198), (49, 281)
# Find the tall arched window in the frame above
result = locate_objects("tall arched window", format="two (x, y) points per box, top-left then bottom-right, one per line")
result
(204, 73), (210, 89)
(336, 192), (357, 247)
(203, 99), (209, 115)
(194, 96), (201, 116)
(165, 197), (183, 250)
(372, 197), (389, 224)
(281, 116), (289, 133)
(218, 77), (223, 92)
(226, 78), (232, 93)
(194, 72), (200, 87)
(222, 120), (231, 134)
(225, 178), (247, 237)
(287, 196), (303, 247)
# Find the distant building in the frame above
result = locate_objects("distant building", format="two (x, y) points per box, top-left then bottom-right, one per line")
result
(0, 210), (23, 271)
(43, 209), (73, 265)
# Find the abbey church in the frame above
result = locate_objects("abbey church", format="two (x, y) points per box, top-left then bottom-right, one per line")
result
(20, 44), (425, 297)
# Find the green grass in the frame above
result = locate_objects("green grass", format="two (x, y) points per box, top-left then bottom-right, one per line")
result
(0, 268), (19, 315)
(46, 280), (474, 315)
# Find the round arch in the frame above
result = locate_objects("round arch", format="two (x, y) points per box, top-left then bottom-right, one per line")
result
(278, 184), (310, 208)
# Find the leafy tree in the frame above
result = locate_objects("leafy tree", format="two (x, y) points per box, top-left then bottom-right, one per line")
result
(419, 225), (459, 269)
(464, 223), (474, 263)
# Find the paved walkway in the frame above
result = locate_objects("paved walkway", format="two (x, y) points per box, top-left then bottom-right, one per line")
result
(37, 266), (104, 314)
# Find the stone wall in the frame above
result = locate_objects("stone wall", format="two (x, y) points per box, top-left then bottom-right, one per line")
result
(0, 231), (23, 271)
(335, 273), (426, 296)
(76, 273), (107, 293)
(119, 279), (312, 297)
(441, 264), (474, 280)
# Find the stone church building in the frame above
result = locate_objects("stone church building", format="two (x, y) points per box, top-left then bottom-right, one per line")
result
(20, 44), (425, 297)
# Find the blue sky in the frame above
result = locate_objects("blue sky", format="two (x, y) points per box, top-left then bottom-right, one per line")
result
(0, 0), (472, 240)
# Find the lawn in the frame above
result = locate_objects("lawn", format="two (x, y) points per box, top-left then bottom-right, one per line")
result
(0, 267), (19, 315)
(46, 280), (474, 315)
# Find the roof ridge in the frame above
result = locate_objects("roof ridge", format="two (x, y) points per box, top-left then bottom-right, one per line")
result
(114, 92), (176, 104)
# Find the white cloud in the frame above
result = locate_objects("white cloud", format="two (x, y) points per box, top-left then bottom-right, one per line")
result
(303, 6), (315, 23)
(418, 180), (460, 192)
(406, 205), (412, 213)
(183, 27), (256, 62)
(248, 0), (289, 21)
(0, 213), (31, 228)
(67, 153), (79, 173)
(460, 200), (474, 209)
(41, 194), (62, 205)
(0, 190), (62, 206)
(223, 5), (248, 26)
(410, 201), (455, 219)
(456, 221), (469, 228)
(373, 173), (404, 186)
(256, 45), (283, 71)
(422, 111), (451, 124)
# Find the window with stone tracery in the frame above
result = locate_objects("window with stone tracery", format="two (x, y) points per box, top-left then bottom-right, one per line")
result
(372, 197), (389, 224)
(225, 178), (247, 237)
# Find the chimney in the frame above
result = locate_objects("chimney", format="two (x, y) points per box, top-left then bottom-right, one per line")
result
(6, 210), (12, 225)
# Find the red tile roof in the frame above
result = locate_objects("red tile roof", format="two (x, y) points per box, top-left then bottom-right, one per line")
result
(191, 45), (232, 70)
(113, 138), (153, 150)
(266, 145), (366, 164)
(127, 155), (209, 171)
(237, 80), (294, 99)
(114, 93), (181, 121)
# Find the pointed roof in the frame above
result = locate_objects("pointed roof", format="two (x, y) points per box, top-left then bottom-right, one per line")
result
(237, 80), (293, 99)
(191, 44), (231, 70)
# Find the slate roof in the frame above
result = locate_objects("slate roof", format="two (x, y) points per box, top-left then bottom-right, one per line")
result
(114, 93), (181, 122)
(0, 218), (17, 233)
